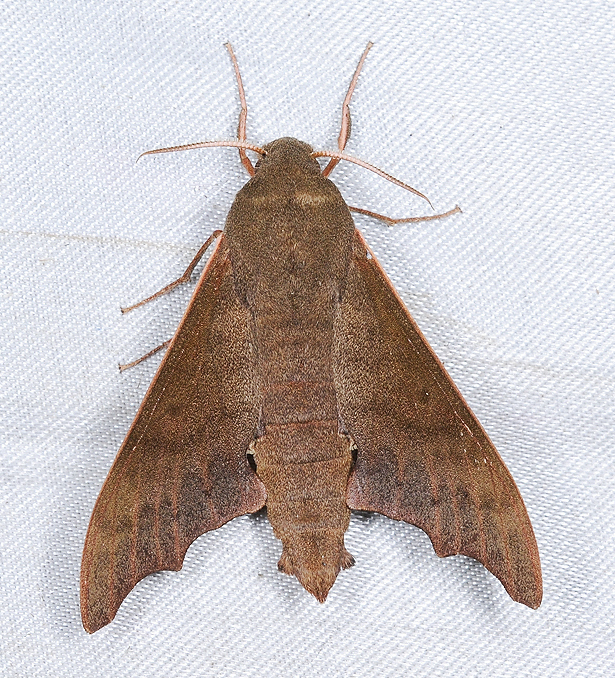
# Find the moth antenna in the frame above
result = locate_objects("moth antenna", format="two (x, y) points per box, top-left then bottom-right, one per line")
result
(313, 150), (433, 209)
(323, 41), (374, 178)
(349, 204), (461, 226)
(137, 140), (266, 162)
(225, 42), (256, 177)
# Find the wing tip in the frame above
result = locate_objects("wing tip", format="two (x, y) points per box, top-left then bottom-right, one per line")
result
(510, 586), (543, 609)
(429, 538), (543, 609)
(82, 611), (114, 635)
(80, 589), (117, 634)
(508, 574), (543, 610)
(80, 552), (191, 633)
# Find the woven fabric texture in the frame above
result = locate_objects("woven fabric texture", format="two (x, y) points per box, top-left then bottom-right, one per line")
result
(1, 0), (614, 676)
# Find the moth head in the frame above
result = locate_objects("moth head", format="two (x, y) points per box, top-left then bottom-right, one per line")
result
(257, 137), (320, 173)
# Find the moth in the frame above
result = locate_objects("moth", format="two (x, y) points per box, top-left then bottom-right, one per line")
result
(81, 43), (542, 633)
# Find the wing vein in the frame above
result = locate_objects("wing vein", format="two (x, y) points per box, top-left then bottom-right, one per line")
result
(153, 444), (164, 569)
(105, 484), (121, 624)
(486, 459), (516, 597)
(129, 457), (144, 587)
(463, 451), (487, 563)
(422, 452), (442, 552)
(172, 442), (182, 561)
(445, 451), (462, 553)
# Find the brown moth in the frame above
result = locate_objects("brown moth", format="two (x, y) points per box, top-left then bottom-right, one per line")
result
(80, 43), (542, 633)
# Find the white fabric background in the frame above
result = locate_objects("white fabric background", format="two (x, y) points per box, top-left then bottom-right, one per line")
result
(2, 0), (613, 676)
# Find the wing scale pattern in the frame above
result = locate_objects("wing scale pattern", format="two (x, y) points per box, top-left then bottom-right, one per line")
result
(81, 236), (266, 633)
(335, 231), (542, 608)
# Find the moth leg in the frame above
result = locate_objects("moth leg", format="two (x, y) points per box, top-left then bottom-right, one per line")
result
(277, 548), (293, 574)
(349, 204), (461, 226)
(341, 549), (355, 569)
(118, 340), (170, 372)
(225, 43), (255, 177)
(121, 230), (222, 313)
(323, 42), (373, 178)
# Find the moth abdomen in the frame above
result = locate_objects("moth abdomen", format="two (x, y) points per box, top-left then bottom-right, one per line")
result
(253, 417), (353, 602)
